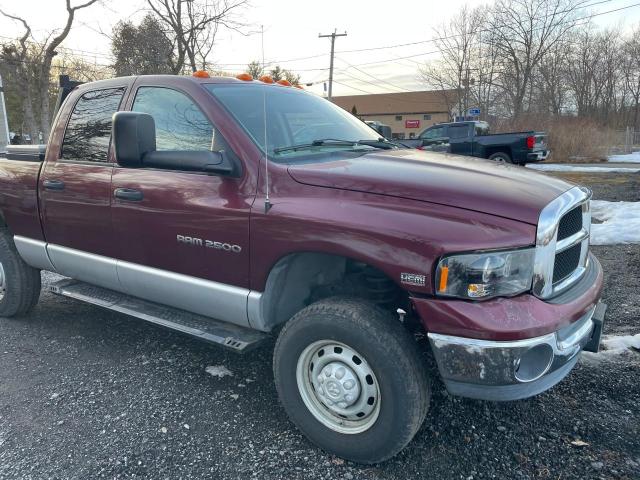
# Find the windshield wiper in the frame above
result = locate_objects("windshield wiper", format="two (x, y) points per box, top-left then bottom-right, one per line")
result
(273, 138), (396, 154)
(357, 138), (401, 150)
(273, 139), (361, 154)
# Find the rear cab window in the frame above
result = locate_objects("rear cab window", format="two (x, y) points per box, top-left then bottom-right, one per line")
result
(448, 125), (470, 140)
(61, 88), (125, 162)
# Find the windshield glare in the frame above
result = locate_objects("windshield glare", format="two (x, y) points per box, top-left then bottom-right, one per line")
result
(205, 83), (380, 160)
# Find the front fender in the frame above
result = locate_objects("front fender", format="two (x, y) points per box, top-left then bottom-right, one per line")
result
(249, 185), (536, 295)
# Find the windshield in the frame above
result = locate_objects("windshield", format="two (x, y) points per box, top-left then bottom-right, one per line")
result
(205, 83), (381, 161)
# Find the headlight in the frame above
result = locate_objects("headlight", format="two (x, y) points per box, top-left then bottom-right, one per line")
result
(435, 248), (535, 300)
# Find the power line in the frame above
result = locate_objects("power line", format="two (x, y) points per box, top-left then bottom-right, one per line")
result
(336, 58), (414, 92)
(333, 0), (616, 56)
(340, 1), (640, 69)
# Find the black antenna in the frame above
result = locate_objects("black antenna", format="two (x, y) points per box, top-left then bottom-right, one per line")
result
(262, 25), (272, 213)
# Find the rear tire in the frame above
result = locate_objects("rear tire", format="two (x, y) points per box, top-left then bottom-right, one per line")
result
(488, 152), (512, 163)
(273, 297), (430, 464)
(0, 229), (41, 317)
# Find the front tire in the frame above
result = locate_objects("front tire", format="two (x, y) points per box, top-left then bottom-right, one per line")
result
(273, 297), (430, 464)
(0, 229), (41, 317)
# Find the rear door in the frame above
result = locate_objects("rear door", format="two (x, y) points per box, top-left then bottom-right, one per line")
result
(447, 124), (472, 156)
(110, 82), (253, 324)
(39, 83), (130, 288)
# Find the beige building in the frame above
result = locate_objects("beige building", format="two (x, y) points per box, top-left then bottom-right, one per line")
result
(332, 90), (454, 140)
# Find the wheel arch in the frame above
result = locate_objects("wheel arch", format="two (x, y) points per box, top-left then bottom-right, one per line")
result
(251, 251), (405, 332)
(485, 146), (512, 159)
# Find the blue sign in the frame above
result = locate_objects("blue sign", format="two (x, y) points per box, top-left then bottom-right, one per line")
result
(468, 108), (481, 116)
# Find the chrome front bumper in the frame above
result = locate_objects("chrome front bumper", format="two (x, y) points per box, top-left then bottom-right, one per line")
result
(428, 302), (606, 401)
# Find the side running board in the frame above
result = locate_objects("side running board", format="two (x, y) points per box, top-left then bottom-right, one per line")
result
(47, 279), (269, 353)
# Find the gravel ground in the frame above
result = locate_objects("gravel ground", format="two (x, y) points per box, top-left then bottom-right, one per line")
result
(1, 172), (639, 480)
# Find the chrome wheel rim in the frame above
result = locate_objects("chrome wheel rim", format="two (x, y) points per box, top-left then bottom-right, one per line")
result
(0, 261), (5, 301)
(296, 340), (381, 434)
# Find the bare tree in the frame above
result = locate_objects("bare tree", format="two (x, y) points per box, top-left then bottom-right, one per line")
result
(622, 26), (640, 130)
(0, 0), (100, 140)
(147, 0), (248, 73)
(487, 0), (582, 118)
(420, 6), (483, 117)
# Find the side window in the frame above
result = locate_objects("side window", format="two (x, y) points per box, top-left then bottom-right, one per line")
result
(61, 88), (125, 162)
(421, 126), (444, 139)
(132, 87), (213, 151)
(449, 125), (470, 139)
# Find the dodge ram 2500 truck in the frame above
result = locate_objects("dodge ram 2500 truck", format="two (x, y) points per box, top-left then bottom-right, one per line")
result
(0, 73), (605, 464)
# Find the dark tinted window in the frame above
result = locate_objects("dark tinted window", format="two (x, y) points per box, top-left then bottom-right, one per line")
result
(475, 123), (490, 136)
(449, 125), (470, 139)
(61, 88), (125, 162)
(132, 87), (213, 151)
(421, 126), (445, 139)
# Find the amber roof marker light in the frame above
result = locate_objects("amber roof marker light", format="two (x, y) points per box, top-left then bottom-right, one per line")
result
(258, 75), (275, 84)
(192, 70), (210, 78)
(236, 73), (253, 81)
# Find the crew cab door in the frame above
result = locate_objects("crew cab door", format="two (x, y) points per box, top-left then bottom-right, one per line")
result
(110, 82), (253, 322)
(39, 83), (130, 288)
(447, 124), (473, 156)
(419, 125), (448, 149)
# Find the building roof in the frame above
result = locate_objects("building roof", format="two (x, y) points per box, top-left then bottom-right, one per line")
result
(332, 89), (456, 115)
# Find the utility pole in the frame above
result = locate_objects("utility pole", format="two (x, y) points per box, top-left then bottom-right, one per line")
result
(319, 29), (347, 101)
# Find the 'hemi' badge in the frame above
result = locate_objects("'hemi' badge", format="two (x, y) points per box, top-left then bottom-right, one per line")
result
(400, 273), (426, 287)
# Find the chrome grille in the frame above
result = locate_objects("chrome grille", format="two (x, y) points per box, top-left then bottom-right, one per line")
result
(556, 206), (582, 241)
(533, 187), (591, 299)
(553, 243), (581, 283)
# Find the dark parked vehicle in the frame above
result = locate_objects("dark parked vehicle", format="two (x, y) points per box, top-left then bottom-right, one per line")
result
(401, 120), (549, 164)
(0, 73), (604, 464)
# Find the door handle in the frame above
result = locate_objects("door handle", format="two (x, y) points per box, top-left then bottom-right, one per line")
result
(43, 179), (65, 191)
(114, 188), (144, 201)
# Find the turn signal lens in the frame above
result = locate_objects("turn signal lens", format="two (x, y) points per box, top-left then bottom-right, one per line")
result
(259, 75), (274, 84)
(277, 79), (291, 86)
(192, 70), (210, 78)
(438, 266), (449, 293)
(236, 72), (253, 81)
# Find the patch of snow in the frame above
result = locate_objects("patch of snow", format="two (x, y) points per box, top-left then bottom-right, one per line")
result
(527, 164), (640, 173)
(590, 200), (640, 245)
(608, 151), (640, 163)
(205, 365), (233, 378)
(582, 334), (640, 363)
(600, 334), (640, 353)
(230, 393), (239, 400)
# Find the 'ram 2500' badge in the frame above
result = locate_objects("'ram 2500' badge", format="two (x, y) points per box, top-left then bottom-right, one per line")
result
(177, 235), (242, 253)
(400, 273), (426, 287)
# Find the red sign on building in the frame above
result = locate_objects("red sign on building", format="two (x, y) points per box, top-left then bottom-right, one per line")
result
(405, 119), (420, 128)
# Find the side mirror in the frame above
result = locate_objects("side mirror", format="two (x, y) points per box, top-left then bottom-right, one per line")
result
(143, 150), (235, 176)
(112, 111), (156, 167)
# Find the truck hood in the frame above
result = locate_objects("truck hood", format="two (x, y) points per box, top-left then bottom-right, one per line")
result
(287, 149), (572, 225)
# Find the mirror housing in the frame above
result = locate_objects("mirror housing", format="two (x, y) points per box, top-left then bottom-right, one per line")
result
(112, 111), (156, 167)
(143, 150), (235, 176)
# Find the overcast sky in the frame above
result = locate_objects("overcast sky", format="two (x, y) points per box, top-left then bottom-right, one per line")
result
(1, 0), (639, 97)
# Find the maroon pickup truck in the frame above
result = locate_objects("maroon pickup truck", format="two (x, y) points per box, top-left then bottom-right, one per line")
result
(0, 73), (605, 464)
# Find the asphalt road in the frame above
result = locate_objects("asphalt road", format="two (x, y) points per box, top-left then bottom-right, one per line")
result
(1, 173), (639, 479)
